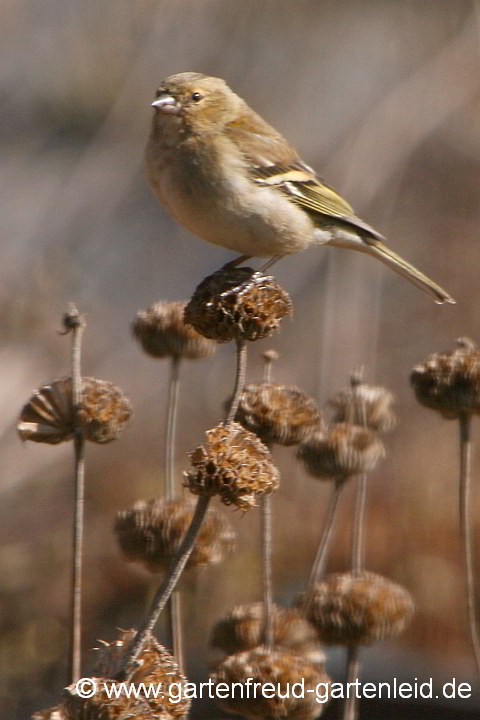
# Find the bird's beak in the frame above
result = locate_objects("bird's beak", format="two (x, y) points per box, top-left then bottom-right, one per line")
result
(151, 94), (180, 115)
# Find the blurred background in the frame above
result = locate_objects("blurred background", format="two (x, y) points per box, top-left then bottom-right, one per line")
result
(2, 0), (480, 717)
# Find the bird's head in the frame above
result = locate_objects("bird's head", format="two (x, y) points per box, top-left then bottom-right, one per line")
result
(150, 72), (243, 134)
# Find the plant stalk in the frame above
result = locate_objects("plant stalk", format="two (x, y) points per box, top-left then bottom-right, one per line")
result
(67, 306), (86, 685)
(225, 340), (247, 424)
(261, 494), (274, 648)
(459, 412), (480, 676)
(343, 645), (360, 720)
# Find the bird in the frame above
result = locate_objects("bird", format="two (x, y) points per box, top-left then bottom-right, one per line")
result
(145, 71), (454, 304)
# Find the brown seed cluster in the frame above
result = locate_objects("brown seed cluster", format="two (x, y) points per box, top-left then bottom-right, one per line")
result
(329, 382), (396, 432)
(211, 646), (330, 720)
(236, 383), (322, 446)
(132, 300), (216, 359)
(411, 337), (480, 419)
(114, 498), (236, 572)
(184, 267), (292, 343)
(185, 422), (280, 510)
(65, 629), (189, 719)
(210, 602), (324, 664)
(296, 572), (414, 646)
(17, 377), (132, 445)
(297, 423), (385, 481)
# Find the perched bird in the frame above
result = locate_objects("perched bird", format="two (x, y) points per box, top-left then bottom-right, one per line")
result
(146, 72), (454, 304)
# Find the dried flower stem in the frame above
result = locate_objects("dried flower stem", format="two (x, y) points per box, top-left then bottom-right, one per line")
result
(65, 306), (86, 684)
(343, 645), (360, 720)
(307, 480), (343, 594)
(352, 474), (368, 574)
(459, 412), (480, 676)
(118, 494), (211, 679)
(165, 356), (181, 500)
(165, 355), (183, 671)
(225, 340), (247, 424)
(261, 494), (274, 648)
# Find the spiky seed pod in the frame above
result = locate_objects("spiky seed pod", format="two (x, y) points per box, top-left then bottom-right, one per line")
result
(210, 602), (325, 664)
(236, 383), (322, 446)
(329, 383), (396, 432)
(17, 377), (132, 445)
(296, 572), (414, 646)
(114, 498), (236, 572)
(211, 646), (330, 720)
(184, 267), (292, 343)
(297, 423), (385, 481)
(185, 422), (280, 510)
(411, 337), (480, 419)
(132, 300), (216, 360)
(32, 709), (65, 720)
(63, 629), (188, 719)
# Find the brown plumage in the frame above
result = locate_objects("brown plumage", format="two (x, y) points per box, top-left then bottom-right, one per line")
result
(146, 72), (454, 304)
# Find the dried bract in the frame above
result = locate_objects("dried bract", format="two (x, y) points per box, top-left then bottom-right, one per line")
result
(211, 646), (330, 720)
(296, 572), (414, 646)
(185, 422), (280, 510)
(297, 423), (384, 481)
(236, 383), (322, 446)
(114, 498), (236, 572)
(17, 377), (132, 444)
(63, 629), (189, 719)
(329, 382), (396, 432)
(210, 602), (325, 664)
(411, 337), (480, 419)
(184, 267), (292, 343)
(132, 300), (216, 359)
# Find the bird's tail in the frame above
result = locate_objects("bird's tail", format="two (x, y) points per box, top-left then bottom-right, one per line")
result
(365, 239), (455, 305)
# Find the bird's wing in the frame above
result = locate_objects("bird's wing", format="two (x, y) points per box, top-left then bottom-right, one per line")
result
(253, 162), (384, 239)
(225, 113), (382, 239)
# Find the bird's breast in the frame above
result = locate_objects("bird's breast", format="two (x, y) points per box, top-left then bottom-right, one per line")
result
(145, 137), (316, 257)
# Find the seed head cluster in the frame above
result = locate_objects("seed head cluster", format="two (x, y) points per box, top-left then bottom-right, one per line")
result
(211, 646), (330, 720)
(329, 381), (396, 432)
(114, 498), (236, 572)
(185, 422), (280, 510)
(298, 423), (385, 481)
(236, 383), (322, 446)
(17, 377), (132, 444)
(297, 571), (414, 646)
(210, 602), (324, 664)
(184, 267), (292, 343)
(411, 337), (480, 418)
(132, 300), (216, 360)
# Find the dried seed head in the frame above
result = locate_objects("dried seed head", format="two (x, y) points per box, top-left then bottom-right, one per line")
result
(184, 422), (280, 510)
(236, 383), (322, 446)
(132, 300), (216, 359)
(17, 377), (132, 445)
(184, 267), (292, 343)
(296, 572), (414, 646)
(210, 602), (325, 664)
(329, 380), (396, 433)
(211, 646), (330, 720)
(114, 498), (236, 572)
(297, 423), (385, 481)
(63, 629), (189, 719)
(411, 338), (480, 418)
(32, 708), (65, 720)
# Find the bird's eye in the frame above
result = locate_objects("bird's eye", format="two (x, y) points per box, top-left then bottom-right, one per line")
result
(191, 92), (203, 102)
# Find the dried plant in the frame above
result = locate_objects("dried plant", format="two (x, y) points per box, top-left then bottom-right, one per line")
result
(132, 300), (216, 360)
(296, 571), (414, 646)
(114, 498), (236, 572)
(236, 382), (322, 446)
(211, 646), (330, 720)
(184, 266), (292, 343)
(185, 422), (280, 511)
